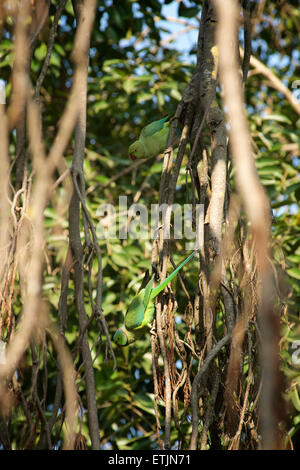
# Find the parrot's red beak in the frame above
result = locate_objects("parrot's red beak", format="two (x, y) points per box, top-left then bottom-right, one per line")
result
(130, 154), (136, 161)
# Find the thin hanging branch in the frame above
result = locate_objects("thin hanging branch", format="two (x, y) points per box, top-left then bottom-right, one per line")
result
(241, 0), (252, 83)
(0, 0), (100, 450)
(66, 0), (99, 450)
(35, 0), (68, 102)
(189, 333), (231, 449)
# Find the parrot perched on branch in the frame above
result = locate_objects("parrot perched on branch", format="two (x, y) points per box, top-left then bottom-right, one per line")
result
(128, 115), (178, 161)
(113, 249), (199, 347)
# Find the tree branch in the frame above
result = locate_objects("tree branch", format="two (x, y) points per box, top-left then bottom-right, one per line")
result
(68, 0), (99, 450)
(245, 49), (300, 115)
(189, 333), (231, 449)
(214, 0), (285, 450)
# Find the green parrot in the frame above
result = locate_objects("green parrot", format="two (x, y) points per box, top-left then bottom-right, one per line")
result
(128, 115), (172, 161)
(113, 249), (199, 347)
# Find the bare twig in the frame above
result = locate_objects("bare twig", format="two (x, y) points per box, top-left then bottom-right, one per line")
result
(189, 333), (231, 449)
(241, 0), (252, 83)
(244, 49), (300, 115)
(98, 155), (156, 191)
(0, 104), (10, 285)
(72, 175), (117, 370)
(0, 0), (99, 450)
(35, 0), (68, 101)
(67, 0), (99, 450)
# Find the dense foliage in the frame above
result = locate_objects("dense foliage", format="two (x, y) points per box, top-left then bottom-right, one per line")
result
(0, 0), (299, 450)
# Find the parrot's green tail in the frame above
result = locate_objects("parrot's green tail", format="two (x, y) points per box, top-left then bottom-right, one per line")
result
(150, 247), (200, 299)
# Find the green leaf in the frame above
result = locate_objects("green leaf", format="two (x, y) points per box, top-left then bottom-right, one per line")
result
(123, 79), (136, 94)
(133, 393), (156, 416)
(94, 101), (109, 112)
(54, 43), (66, 57)
(178, 2), (199, 18)
(0, 52), (13, 67)
(286, 181), (300, 195)
(156, 90), (165, 108)
(290, 386), (300, 412)
(170, 88), (182, 101)
(111, 252), (131, 268)
(106, 26), (119, 42)
(287, 267), (300, 281)
(261, 114), (292, 124)
(255, 157), (281, 168)
(35, 43), (47, 61)
(50, 50), (61, 67)
(287, 255), (300, 264)
(137, 92), (153, 103)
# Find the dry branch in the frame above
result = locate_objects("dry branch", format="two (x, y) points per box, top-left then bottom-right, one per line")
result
(66, 0), (100, 450)
(247, 50), (300, 116)
(189, 333), (231, 449)
(0, 0), (101, 450)
(214, 0), (285, 450)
